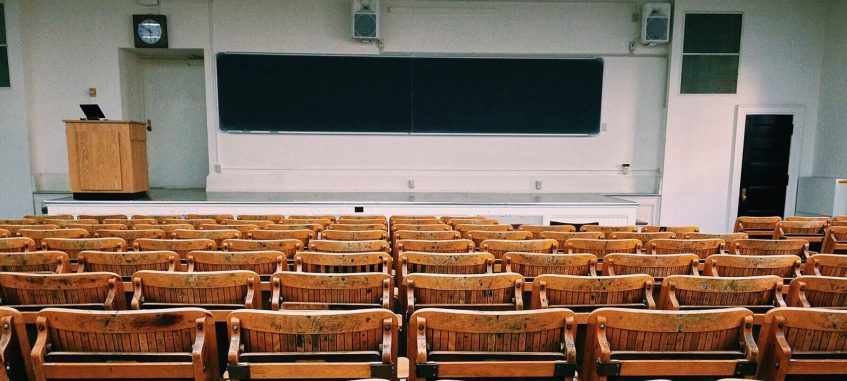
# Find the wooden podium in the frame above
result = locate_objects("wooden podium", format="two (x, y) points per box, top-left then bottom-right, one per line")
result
(65, 120), (149, 199)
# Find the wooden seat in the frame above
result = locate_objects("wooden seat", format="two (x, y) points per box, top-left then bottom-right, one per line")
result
(163, 218), (217, 229)
(705, 254), (802, 278)
(0, 218), (37, 225)
(565, 239), (641, 260)
(532, 274), (655, 311)
(227, 308), (398, 381)
(805, 253), (847, 277)
(540, 231), (605, 252)
(408, 308), (577, 381)
(249, 228), (315, 247)
(42, 218), (97, 228)
(735, 216), (782, 238)
(78, 214), (128, 222)
(580, 225), (638, 233)
(480, 239), (558, 263)
(390, 217), (441, 226)
(774, 221), (827, 249)
(392, 230), (461, 260)
(322, 229), (388, 241)
(236, 214), (285, 223)
(104, 217), (158, 227)
(454, 223), (511, 238)
(200, 223), (261, 234)
(186, 213), (234, 222)
(32, 308), (218, 380)
(310, 239), (390, 253)
(446, 218), (498, 227)
(0, 272), (125, 313)
(174, 228), (241, 247)
(683, 232), (750, 251)
(42, 237), (126, 260)
(582, 308), (757, 381)
(294, 251), (392, 274)
(131, 214), (181, 222)
(735, 239), (810, 260)
(134, 222), (194, 235)
(0, 224), (58, 236)
(132, 270), (262, 314)
(400, 252), (495, 283)
(328, 223), (388, 232)
(757, 307), (847, 381)
(219, 219), (275, 228)
(518, 224), (577, 238)
(271, 272), (392, 310)
(77, 250), (178, 278)
(645, 238), (725, 260)
(23, 214), (72, 223)
(390, 223), (451, 232)
(222, 238), (302, 255)
(602, 253), (699, 279)
(786, 216), (832, 223)
(786, 276), (847, 308)
(0, 228), (8, 238)
(822, 226), (847, 253)
(660, 275), (785, 313)
(336, 218), (388, 226)
(67, 222), (128, 235)
(0, 237), (36, 252)
(466, 230), (532, 249)
(280, 218), (333, 228)
(339, 214), (387, 222)
(19, 227), (89, 248)
(96, 228), (165, 247)
(834, 220), (847, 226)
(188, 250), (286, 275)
(397, 239), (474, 255)
(0, 307), (33, 381)
(402, 273), (525, 317)
(0, 251), (69, 273)
(504, 252), (597, 279)
(641, 225), (700, 234)
(609, 231), (676, 249)
(134, 238), (216, 260)
(287, 214), (336, 222)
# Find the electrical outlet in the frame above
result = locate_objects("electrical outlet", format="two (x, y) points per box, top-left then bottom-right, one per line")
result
(88, 87), (97, 97)
(535, 180), (542, 190)
(408, 179), (415, 189)
(621, 163), (630, 175)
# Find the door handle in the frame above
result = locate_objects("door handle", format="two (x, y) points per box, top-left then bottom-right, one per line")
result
(741, 188), (748, 202)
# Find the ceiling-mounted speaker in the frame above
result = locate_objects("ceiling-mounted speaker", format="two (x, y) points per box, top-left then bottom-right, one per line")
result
(641, 3), (671, 45)
(352, 0), (380, 40)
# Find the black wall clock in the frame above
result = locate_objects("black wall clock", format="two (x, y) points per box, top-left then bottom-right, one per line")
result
(133, 14), (168, 48)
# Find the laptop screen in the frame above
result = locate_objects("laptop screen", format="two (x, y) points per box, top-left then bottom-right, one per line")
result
(80, 104), (106, 120)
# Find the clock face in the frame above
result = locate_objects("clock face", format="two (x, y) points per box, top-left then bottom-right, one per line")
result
(137, 19), (163, 44)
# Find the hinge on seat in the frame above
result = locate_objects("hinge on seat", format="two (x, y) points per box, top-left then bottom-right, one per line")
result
(596, 361), (622, 376)
(370, 363), (392, 379)
(554, 362), (578, 378)
(226, 364), (250, 379)
(735, 360), (758, 376)
(415, 363), (438, 379)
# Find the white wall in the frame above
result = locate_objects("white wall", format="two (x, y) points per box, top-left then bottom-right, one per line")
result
(660, 0), (827, 232)
(0, 0), (34, 217)
(813, 0), (847, 178)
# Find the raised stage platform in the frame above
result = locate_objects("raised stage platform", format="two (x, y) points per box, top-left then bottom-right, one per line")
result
(45, 189), (639, 225)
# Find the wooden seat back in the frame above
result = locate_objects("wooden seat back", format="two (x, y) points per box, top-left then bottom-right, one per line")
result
(786, 276), (847, 308)
(397, 239), (473, 254)
(532, 274), (655, 311)
(0, 218), (37, 225)
(287, 214), (336, 222)
(19, 228), (89, 248)
(641, 225), (700, 234)
(683, 232), (749, 250)
(580, 225), (638, 233)
(400, 252), (495, 283)
(186, 213), (234, 222)
(162, 218), (217, 229)
(446, 218), (498, 227)
(822, 226), (847, 253)
(32, 308), (218, 380)
(454, 223), (511, 238)
(602, 253), (699, 278)
(0, 224), (59, 236)
(390, 217), (442, 226)
(67, 223), (127, 235)
(539, 231), (605, 251)
(173, 228), (241, 247)
(134, 222), (193, 234)
(279, 218), (332, 228)
(77, 250), (178, 277)
(0, 272), (124, 311)
(390, 223), (451, 232)
(78, 214), (128, 223)
(805, 253), (847, 277)
(339, 214), (387, 222)
(188, 250), (286, 275)
(504, 252), (597, 278)
(132, 270), (262, 311)
(310, 239), (390, 253)
(96, 228), (165, 247)
(294, 251), (392, 274)
(0, 228), (7, 238)
(645, 238), (725, 259)
(609, 232), (676, 249)
(104, 217), (158, 227)
(582, 308), (757, 381)
(200, 223), (261, 234)
(131, 214), (181, 223)
(518, 224), (577, 238)
(322, 229), (388, 241)
(0, 307), (33, 381)
(402, 273), (525, 317)
(0, 251), (69, 273)
(704, 254), (801, 278)
(660, 275), (785, 312)
(392, 231), (461, 260)
(735, 239), (810, 259)
(409, 308), (577, 381)
(133, 238), (216, 260)
(757, 307), (847, 381)
(0, 237), (36, 252)
(336, 218), (388, 227)
(249, 228), (315, 247)
(480, 238), (558, 262)
(786, 216), (832, 223)
(774, 221), (827, 241)
(271, 272), (392, 310)
(235, 214), (285, 223)
(222, 238), (302, 254)
(328, 223), (388, 232)
(219, 219), (275, 228)
(42, 237), (126, 260)
(227, 309), (398, 381)
(735, 216), (782, 237)
(565, 239), (641, 260)
(466, 230), (532, 249)
(23, 214), (72, 223)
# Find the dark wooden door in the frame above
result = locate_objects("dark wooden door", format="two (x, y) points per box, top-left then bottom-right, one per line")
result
(737, 115), (793, 217)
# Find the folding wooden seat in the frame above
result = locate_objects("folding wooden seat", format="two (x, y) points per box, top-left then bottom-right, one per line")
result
(222, 238), (302, 255)
(581, 225), (638, 233)
(271, 272), (392, 310)
(0, 307), (33, 381)
(836, 215), (847, 222)
(532, 274), (655, 311)
(104, 217), (158, 227)
(134, 238), (216, 260)
(96, 228), (166, 247)
(391, 214), (437, 221)
(480, 238), (558, 262)
(162, 217), (217, 229)
(0, 251), (69, 273)
(683, 232), (749, 249)
(786, 216), (832, 223)
(0, 218), (36, 225)
(392, 230), (461, 259)
(408, 308), (577, 381)
(390, 217), (441, 226)
(78, 214), (127, 222)
(757, 307), (847, 381)
(286, 214), (336, 223)
(454, 223), (511, 238)
(565, 239), (641, 260)
(67, 222), (127, 235)
(822, 226), (847, 253)
(0, 228), (8, 238)
(322, 229), (388, 241)
(439, 215), (484, 223)
(328, 223), (388, 232)
(735, 216), (782, 237)
(266, 223), (324, 236)
(186, 213), (234, 222)
(294, 251), (392, 274)
(402, 273), (525, 317)
(132, 270), (262, 316)
(504, 252), (597, 279)
(18, 228), (89, 250)
(660, 275), (785, 312)
(390, 223), (451, 232)
(134, 222), (194, 235)
(608, 231), (676, 249)
(42, 218), (98, 228)
(835, 220), (847, 227)
(582, 308), (758, 381)
(236, 214), (285, 223)
(0, 223), (58, 236)
(641, 225), (700, 234)
(339, 214), (387, 222)
(602, 253), (699, 279)
(645, 238), (725, 260)
(77, 250), (178, 278)
(131, 214), (181, 222)
(280, 218), (333, 227)
(466, 229), (532, 249)
(42, 237), (126, 260)
(0, 237), (36, 252)
(249, 228), (315, 248)
(310, 239), (390, 253)
(400, 252), (494, 280)
(220, 219), (275, 228)
(705, 254), (802, 278)
(786, 276), (847, 308)
(24, 214), (72, 223)
(540, 231), (605, 252)
(396, 239), (473, 259)
(518, 223), (576, 238)
(31, 308), (218, 381)
(774, 221), (827, 252)
(446, 218), (499, 227)
(200, 223), (260, 234)
(335, 218), (388, 226)
(188, 250), (286, 275)
(227, 309), (398, 381)
(173, 228), (241, 247)
(805, 253), (847, 277)
(0, 272), (125, 313)
(735, 239), (810, 259)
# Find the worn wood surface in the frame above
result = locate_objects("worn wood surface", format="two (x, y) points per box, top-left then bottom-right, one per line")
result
(786, 276), (847, 308)
(603, 253), (698, 278)
(96, 228), (165, 247)
(660, 275), (784, 312)
(466, 230), (533, 249)
(188, 250), (286, 275)
(822, 226), (847, 254)
(805, 253), (847, 277)
(295, 251), (392, 274)
(236, 214), (285, 223)
(641, 225), (700, 234)
(0, 237), (37, 253)
(402, 273), (524, 316)
(645, 238), (725, 260)
(735, 216), (782, 237)
(19, 228), (89, 249)
(78, 250), (177, 277)
(328, 223), (388, 232)
(0, 251), (69, 273)
(735, 239), (810, 259)
(222, 238), (302, 255)
(0, 306), (33, 381)
(705, 254), (801, 278)
(518, 224), (577, 238)
(310, 239), (390, 253)
(323, 229), (388, 241)
(581, 225), (638, 234)
(134, 238), (216, 260)
(566, 239), (641, 260)
(271, 272), (392, 310)
(42, 237), (126, 260)
(505, 252), (597, 278)
(481, 239), (558, 262)
(132, 270), (262, 311)
(532, 274), (655, 310)
(0, 272), (125, 311)
(249, 229), (315, 247)
(174, 229), (241, 247)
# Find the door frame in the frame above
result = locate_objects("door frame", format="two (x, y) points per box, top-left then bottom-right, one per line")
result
(726, 105), (806, 231)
